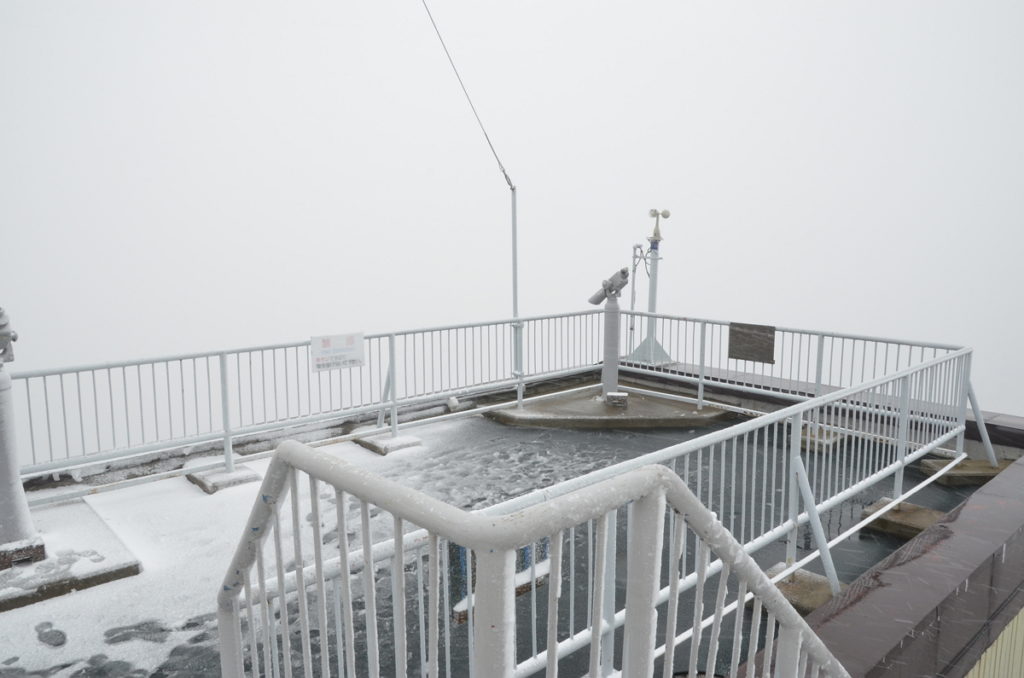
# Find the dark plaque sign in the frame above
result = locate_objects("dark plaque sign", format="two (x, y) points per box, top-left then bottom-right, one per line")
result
(728, 322), (776, 364)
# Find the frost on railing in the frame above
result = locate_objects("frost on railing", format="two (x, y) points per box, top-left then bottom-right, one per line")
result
(216, 342), (972, 677)
(10, 311), (603, 474)
(11, 309), (965, 479)
(218, 442), (852, 678)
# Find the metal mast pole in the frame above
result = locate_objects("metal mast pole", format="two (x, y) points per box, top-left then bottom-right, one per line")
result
(418, 0), (522, 403)
(645, 217), (662, 347)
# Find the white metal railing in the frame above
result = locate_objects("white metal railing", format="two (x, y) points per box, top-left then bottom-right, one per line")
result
(12, 308), (967, 481)
(622, 311), (960, 405)
(218, 442), (851, 678)
(10, 310), (602, 477)
(216, 343), (975, 677)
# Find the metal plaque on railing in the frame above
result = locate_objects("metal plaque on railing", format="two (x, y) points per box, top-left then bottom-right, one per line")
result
(728, 322), (776, 364)
(310, 333), (365, 371)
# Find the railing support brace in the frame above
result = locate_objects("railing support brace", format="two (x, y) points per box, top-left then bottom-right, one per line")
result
(788, 412), (841, 594)
(793, 456), (841, 595)
(968, 384), (999, 468)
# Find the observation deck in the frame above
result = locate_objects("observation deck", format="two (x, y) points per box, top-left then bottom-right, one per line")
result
(2, 309), (1020, 677)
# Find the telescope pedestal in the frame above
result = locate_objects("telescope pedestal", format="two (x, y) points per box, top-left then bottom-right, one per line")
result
(0, 368), (45, 571)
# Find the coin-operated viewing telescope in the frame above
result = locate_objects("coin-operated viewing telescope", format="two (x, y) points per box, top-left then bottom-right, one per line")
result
(587, 269), (630, 404)
(588, 268), (630, 306)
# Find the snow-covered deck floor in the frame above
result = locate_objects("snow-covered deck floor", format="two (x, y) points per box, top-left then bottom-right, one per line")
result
(0, 417), (718, 676)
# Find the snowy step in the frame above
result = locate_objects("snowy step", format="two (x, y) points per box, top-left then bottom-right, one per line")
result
(352, 434), (423, 456)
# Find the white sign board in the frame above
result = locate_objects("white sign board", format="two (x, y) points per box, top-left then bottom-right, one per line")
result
(310, 333), (364, 372)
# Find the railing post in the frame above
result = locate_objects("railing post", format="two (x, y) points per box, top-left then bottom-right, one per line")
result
(894, 375), (911, 498)
(955, 352), (970, 456)
(388, 335), (399, 436)
(217, 600), (244, 677)
(472, 548), (516, 678)
(697, 321), (707, 409)
(775, 624), (803, 678)
(786, 414), (801, 567)
(814, 334), (825, 397)
(622, 489), (666, 678)
(376, 368), (392, 430)
(218, 352), (235, 473)
(514, 320), (524, 408)
(600, 510), (618, 676)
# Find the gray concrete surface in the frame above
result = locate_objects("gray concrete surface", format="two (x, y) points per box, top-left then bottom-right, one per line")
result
(185, 465), (260, 495)
(861, 498), (946, 540)
(485, 385), (734, 429)
(765, 562), (845, 616)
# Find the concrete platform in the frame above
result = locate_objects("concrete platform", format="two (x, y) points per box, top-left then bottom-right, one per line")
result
(765, 563), (844, 616)
(485, 386), (732, 430)
(0, 500), (140, 612)
(185, 464), (261, 494)
(860, 497), (945, 540)
(800, 425), (846, 451)
(352, 434), (423, 455)
(915, 457), (1014, 486)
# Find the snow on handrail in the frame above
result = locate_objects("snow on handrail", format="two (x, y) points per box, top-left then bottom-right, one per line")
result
(218, 440), (851, 677)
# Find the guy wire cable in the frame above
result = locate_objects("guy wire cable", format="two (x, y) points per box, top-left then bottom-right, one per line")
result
(419, 0), (514, 190)
(419, 0), (522, 325)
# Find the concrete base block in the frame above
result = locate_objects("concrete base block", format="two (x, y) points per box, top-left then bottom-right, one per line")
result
(916, 458), (1014, 486)
(861, 497), (945, 540)
(353, 435), (422, 456)
(605, 391), (629, 408)
(186, 464), (261, 495)
(765, 563), (843, 616)
(0, 536), (46, 571)
(487, 385), (731, 430)
(0, 500), (140, 612)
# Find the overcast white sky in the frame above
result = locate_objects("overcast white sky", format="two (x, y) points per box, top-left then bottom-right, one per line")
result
(2, 1), (1022, 413)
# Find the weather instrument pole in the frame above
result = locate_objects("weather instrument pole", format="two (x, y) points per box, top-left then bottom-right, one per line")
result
(627, 209), (672, 365)
(646, 209), (667, 330)
(419, 0), (523, 404)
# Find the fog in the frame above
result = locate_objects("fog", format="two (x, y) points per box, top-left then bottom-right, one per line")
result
(2, 1), (1022, 414)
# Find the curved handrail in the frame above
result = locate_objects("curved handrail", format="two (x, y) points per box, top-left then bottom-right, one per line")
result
(218, 440), (851, 677)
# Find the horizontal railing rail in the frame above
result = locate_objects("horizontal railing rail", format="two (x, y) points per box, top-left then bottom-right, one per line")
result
(10, 310), (604, 476)
(11, 307), (984, 511)
(216, 345), (970, 677)
(221, 346), (971, 676)
(219, 442), (851, 678)
(622, 310), (961, 405)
